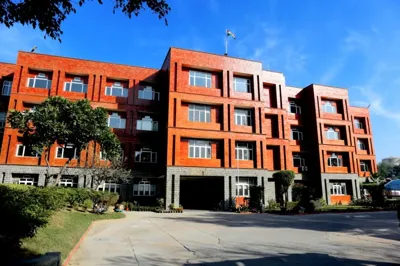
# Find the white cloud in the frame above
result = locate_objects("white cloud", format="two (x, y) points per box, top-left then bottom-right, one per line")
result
(319, 57), (346, 84)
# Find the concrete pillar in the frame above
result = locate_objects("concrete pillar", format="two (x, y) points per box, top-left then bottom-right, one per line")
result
(256, 176), (262, 187)
(224, 176), (230, 210)
(3, 172), (12, 184)
(230, 176), (236, 209)
(38, 174), (46, 187)
(288, 185), (293, 202)
(85, 175), (92, 188)
(173, 174), (180, 207)
(325, 180), (332, 205)
(78, 175), (85, 188)
(165, 173), (173, 209)
(354, 179), (361, 200)
(265, 179), (276, 203)
(0, 172), (4, 183)
(321, 178), (327, 203)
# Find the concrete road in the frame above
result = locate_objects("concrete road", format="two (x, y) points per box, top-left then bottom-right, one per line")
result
(68, 211), (400, 265)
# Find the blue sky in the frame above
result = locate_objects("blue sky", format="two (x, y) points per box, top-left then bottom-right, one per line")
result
(0, 0), (399, 161)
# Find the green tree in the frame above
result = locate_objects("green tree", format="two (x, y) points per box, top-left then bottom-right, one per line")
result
(8, 96), (122, 185)
(0, 0), (171, 42)
(377, 162), (393, 178)
(272, 170), (295, 210)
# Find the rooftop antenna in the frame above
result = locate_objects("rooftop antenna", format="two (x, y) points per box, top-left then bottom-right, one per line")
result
(31, 46), (37, 53)
(367, 104), (371, 109)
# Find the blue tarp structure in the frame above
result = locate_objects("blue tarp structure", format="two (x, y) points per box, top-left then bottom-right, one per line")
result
(384, 180), (400, 190)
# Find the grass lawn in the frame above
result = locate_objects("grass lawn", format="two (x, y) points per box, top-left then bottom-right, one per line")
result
(21, 209), (125, 262)
(319, 205), (374, 212)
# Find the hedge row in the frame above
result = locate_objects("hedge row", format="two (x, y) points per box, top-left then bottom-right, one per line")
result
(0, 184), (119, 257)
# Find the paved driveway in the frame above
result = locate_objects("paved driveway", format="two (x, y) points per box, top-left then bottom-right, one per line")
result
(68, 211), (400, 265)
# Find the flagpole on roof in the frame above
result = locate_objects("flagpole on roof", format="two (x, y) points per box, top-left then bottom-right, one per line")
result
(225, 29), (228, 56)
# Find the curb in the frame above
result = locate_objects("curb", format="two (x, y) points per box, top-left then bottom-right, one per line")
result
(62, 222), (94, 266)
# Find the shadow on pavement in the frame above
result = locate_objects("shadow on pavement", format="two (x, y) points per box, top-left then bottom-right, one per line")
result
(159, 211), (400, 242)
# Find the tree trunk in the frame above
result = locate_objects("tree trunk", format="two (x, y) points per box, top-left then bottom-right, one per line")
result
(44, 152), (52, 187)
(54, 157), (72, 185)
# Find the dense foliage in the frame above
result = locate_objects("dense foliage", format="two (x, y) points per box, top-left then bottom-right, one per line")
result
(249, 186), (264, 212)
(272, 170), (295, 209)
(361, 183), (385, 206)
(0, 0), (171, 42)
(8, 96), (123, 185)
(0, 185), (119, 255)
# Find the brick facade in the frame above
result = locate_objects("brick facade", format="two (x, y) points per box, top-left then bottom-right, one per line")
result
(0, 48), (376, 208)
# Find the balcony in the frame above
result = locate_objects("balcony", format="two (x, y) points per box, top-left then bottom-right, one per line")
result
(326, 166), (349, 174)
(137, 116), (158, 132)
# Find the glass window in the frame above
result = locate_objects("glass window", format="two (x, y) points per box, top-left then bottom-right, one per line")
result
(189, 104), (211, 122)
(354, 119), (363, 129)
(358, 139), (367, 150)
(234, 109), (252, 126)
(293, 154), (305, 167)
(233, 77), (251, 93)
(59, 178), (77, 187)
(289, 101), (301, 114)
(105, 83), (128, 97)
(108, 113), (126, 129)
(291, 128), (303, 140)
(328, 153), (343, 167)
(188, 140), (211, 159)
(138, 86), (159, 101)
(64, 77), (88, 93)
(236, 178), (254, 197)
(98, 183), (121, 194)
(56, 145), (77, 159)
(189, 70), (212, 88)
(27, 73), (52, 89)
(360, 162), (369, 172)
(0, 112), (6, 128)
(2, 80), (12, 96)
(322, 101), (337, 113)
(133, 181), (156, 196)
(135, 148), (157, 163)
(326, 127), (339, 140)
(330, 183), (347, 195)
(16, 144), (38, 157)
(137, 116), (158, 131)
(235, 142), (253, 160)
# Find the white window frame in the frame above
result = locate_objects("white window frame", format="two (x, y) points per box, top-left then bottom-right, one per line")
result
(289, 101), (301, 114)
(27, 73), (52, 89)
(16, 144), (38, 157)
(234, 109), (252, 126)
(189, 140), (211, 159)
(59, 178), (76, 187)
(235, 142), (253, 160)
(108, 113), (126, 129)
(188, 104), (211, 123)
(18, 177), (35, 186)
(138, 86), (159, 101)
(55, 145), (77, 159)
(2, 80), (12, 96)
(133, 180), (156, 196)
(137, 116), (158, 131)
(322, 101), (337, 113)
(357, 139), (367, 150)
(64, 77), (88, 93)
(291, 128), (303, 140)
(99, 151), (106, 160)
(360, 161), (369, 172)
(236, 177), (254, 197)
(189, 70), (212, 88)
(326, 127), (339, 140)
(98, 183), (121, 194)
(233, 77), (251, 93)
(328, 153), (343, 167)
(354, 119), (363, 129)
(330, 183), (347, 195)
(293, 154), (305, 167)
(134, 148), (157, 163)
(105, 82), (128, 97)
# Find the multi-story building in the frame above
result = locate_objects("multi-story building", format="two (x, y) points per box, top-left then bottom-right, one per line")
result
(0, 47), (376, 208)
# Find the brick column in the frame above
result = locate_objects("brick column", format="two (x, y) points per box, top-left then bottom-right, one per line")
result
(38, 173), (46, 186)
(3, 172), (12, 184)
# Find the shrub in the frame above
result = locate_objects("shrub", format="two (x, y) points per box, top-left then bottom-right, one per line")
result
(361, 183), (385, 206)
(128, 202), (135, 211)
(273, 170), (295, 209)
(309, 198), (326, 212)
(292, 183), (307, 202)
(0, 185), (56, 254)
(72, 201), (80, 210)
(266, 199), (279, 211)
(82, 199), (93, 212)
(156, 198), (165, 208)
(286, 201), (299, 211)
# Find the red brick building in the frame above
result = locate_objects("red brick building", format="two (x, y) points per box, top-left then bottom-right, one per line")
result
(0, 48), (376, 208)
